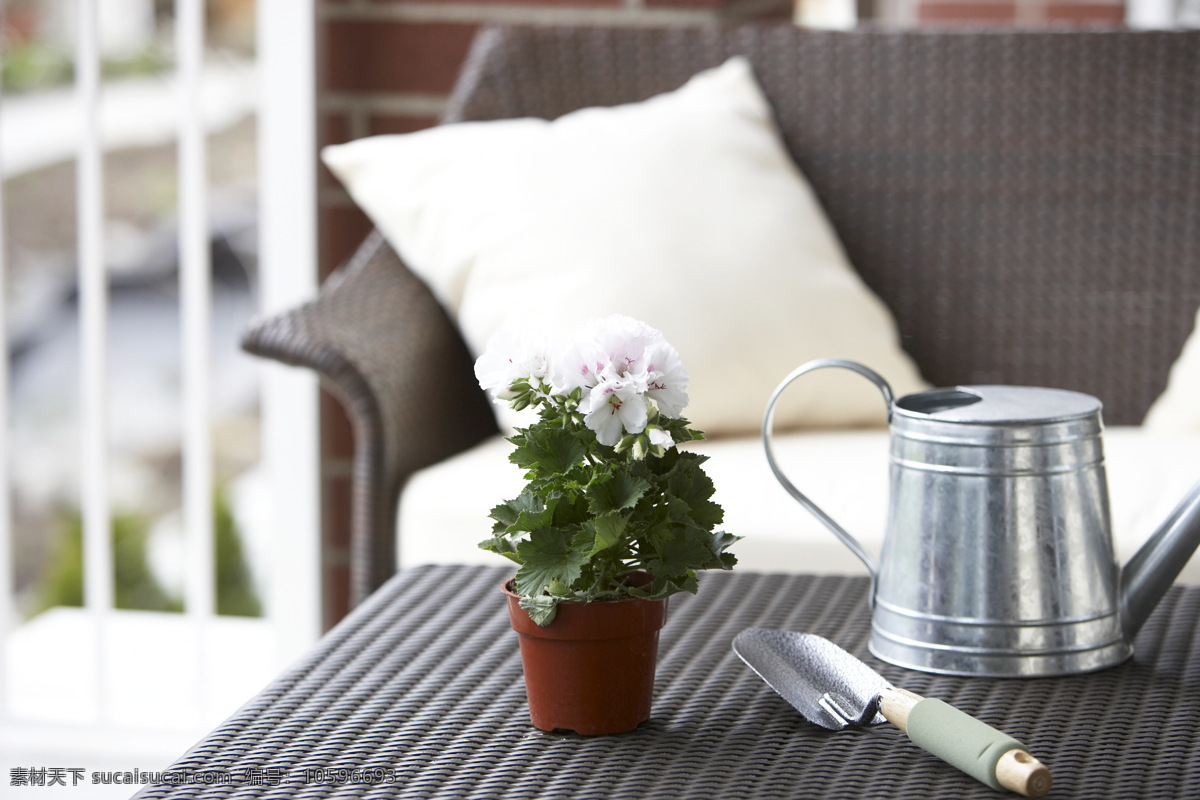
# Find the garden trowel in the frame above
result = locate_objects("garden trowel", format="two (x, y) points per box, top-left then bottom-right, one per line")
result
(732, 628), (1052, 798)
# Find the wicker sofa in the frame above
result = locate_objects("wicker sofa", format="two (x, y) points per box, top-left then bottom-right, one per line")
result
(244, 24), (1200, 608)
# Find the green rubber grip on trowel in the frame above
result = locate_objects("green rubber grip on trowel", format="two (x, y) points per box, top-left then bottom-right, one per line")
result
(905, 698), (1027, 791)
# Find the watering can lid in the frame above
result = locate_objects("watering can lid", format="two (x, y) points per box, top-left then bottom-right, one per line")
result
(894, 385), (1102, 426)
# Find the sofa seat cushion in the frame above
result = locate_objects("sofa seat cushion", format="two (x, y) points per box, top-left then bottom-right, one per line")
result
(1145, 301), (1200, 433)
(398, 428), (1200, 584)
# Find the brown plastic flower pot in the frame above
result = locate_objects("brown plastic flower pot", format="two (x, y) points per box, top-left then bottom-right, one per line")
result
(504, 578), (668, 735)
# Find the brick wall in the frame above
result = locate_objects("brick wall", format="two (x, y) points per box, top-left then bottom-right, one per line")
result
(311, 0), (1125, 627)
(882, 0), (1124, 25)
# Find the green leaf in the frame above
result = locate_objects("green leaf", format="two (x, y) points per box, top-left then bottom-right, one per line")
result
(645, 520), (677, 551)
(477, 535), (521, 563)
(711, 530), (741, 570)
(490, 492), (557, 535)
(668, 572), (700, 596)
(645, 524), (722, 578)
(628, 572), (699, 600)
(508, 443), (536, 471)
(552, 494), (592, 527)
(547, 579), (574, 597)
(509, 427), (587, 476)
(666, 453), (724, 529)
(711, 530), (742, 553)
(512, 498), (557, 534)
(665, 493), (723, 532)
(518, 594), (561, 626)
(489, 491), (542, 532)
(515, 529), (590, 596)
(587, 472), (651, 516)
(690, 500), (725, 530)
(582, 513), (628, 558)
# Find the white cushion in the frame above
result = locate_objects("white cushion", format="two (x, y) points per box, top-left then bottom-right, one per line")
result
(1145, 302), (1200, 433)
(321, 56), (926, 437)
(399, 427), (1200, 585)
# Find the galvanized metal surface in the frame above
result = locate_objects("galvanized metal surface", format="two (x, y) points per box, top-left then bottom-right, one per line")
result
(876, 381), (1126, 676)
(765, 361), (1200, 677)
(732, 628), (890, 730)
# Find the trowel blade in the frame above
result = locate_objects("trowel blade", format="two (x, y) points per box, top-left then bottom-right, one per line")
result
(732, 628), (891, 731)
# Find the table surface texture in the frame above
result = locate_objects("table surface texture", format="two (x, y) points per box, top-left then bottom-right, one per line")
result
(132, 566), (1200, 799)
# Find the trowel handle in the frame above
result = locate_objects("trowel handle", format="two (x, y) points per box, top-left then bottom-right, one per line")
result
(761, 358), (894, 579)
(880, 687), (1052, 798)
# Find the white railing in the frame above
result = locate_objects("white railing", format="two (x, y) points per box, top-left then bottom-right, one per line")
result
(0, 0), (321, 771)
(0, 28), (9, 727)
(258, 0), (322, 667)
(179, 0), (216, 634)
(1127, 0), (1177, 27)
(77, 0), (114, 724)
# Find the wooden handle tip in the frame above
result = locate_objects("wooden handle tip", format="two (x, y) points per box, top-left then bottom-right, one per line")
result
(996, 748), (1052, 798)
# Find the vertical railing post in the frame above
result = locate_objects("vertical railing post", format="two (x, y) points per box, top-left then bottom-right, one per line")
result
(1126, 0), (1176, 27)
(77, 0), (111, 722)
(258, 0), (322, 663)
(177, 0), (214, 625)
(0, 29), (11, 724)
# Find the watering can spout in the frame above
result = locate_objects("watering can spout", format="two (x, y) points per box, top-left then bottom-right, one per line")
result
(1120, 480), (1200, 641)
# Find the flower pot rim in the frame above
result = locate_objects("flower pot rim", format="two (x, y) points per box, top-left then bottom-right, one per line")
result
(501, 572), (656, 606)
(503, 574), (668, 639)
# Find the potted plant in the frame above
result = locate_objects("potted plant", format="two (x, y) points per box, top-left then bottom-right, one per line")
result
(474, 314), (739, 735)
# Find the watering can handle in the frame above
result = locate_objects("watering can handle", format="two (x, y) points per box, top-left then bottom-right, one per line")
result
(761, 359), (895, 582)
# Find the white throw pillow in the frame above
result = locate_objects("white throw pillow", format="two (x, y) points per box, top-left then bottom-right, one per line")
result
(1145, 303), (1200, 433)
(322, 56), (926, 435)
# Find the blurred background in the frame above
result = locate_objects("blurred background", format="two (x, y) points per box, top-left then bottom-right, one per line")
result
(2, 2), (269, 795)
(6, 0), (260, 641)
(1, 0), (1197, 796)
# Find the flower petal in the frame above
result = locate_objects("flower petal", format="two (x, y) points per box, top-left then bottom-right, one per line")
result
(583, 380), (648, 446)
(475, 325), (553, 402)
(648, 428), (675, 449)
(643, 341), (690, 417)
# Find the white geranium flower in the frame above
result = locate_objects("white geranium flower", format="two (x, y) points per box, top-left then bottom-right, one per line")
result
(642, 341), (689, 419)
(555, 343), (605, 397)
(474, 326), (551, 403)
(554, 314), (660, 397)
(584, 379), (649, 447)
(481, 314), (690, 450)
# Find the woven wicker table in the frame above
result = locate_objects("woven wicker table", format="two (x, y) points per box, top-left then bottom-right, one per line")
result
(132, 566), (1200, 799)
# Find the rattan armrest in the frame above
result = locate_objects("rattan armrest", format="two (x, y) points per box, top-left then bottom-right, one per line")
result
(241, 231), (498, 604)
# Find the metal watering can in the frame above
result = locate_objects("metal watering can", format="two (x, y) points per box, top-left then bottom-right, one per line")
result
(763, 358), (1200, 677)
